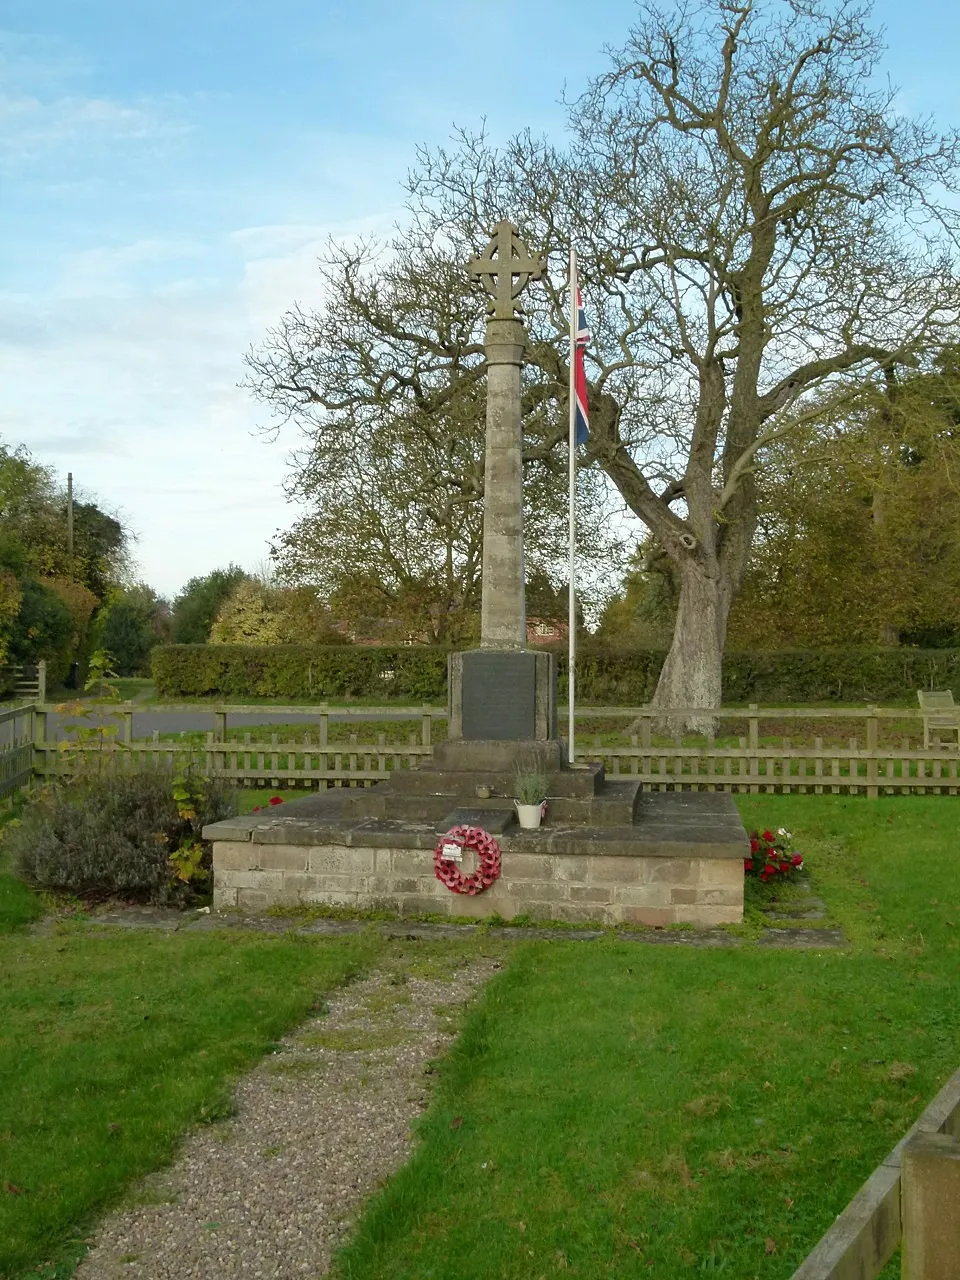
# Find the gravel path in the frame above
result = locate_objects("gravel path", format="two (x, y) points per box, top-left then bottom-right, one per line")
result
(74, 954), (499, 1279)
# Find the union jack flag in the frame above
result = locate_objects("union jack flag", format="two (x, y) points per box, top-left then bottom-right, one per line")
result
(574, 287), (590, 446)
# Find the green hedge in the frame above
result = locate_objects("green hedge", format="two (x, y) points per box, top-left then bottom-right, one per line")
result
(552, 645), (960, 704)
(720, 648), (960, 704)
(152, 643), (960, 705)
(152, 644), (450, 702)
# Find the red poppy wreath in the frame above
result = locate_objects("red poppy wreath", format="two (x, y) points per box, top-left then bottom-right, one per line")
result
(433, 825), (502, 895)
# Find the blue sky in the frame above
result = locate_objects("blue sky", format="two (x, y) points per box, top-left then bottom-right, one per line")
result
(2, 0), (958, 598)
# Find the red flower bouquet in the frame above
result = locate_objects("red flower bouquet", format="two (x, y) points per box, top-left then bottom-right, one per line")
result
(745, 828), (804, 882)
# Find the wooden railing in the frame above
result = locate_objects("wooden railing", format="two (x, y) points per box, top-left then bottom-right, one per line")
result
(579, 705), (960, 798)
(12, 700), (960, 796)
(0, 704), (34, 801)
(30, 704), (437, 791)
(790, 1068), (960, 1278)
(0, 660), (46, 704)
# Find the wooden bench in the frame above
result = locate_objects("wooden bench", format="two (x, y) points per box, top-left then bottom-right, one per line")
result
(917, 690), (960, 749)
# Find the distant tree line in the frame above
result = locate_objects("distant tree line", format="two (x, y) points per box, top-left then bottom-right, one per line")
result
(0, 442), (156, 685)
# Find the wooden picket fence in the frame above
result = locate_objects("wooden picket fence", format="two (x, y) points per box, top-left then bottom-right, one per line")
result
(589, 705), (960, 797)
(29, 704), (437, 791)
(7, 700), (960, 797)
(0, 660), (46, 705)
(0, 704), (34, 801)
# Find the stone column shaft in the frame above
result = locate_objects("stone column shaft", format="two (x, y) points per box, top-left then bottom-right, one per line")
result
(480, 317), (526, 650)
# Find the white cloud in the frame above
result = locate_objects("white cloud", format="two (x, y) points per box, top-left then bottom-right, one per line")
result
(0, 93), (187, 166)
(1, 213), (398, 598)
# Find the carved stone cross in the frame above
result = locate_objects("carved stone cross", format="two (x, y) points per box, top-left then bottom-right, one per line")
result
(467, 219), (546, 319)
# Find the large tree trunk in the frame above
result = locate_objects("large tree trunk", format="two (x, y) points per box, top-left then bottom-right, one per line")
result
(650, 556), (729, 734)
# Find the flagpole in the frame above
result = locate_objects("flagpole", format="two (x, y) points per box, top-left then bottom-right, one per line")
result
(568, 247), (577, 766)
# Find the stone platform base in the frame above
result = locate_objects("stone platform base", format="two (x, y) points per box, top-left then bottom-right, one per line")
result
(206, 792), (746, 927)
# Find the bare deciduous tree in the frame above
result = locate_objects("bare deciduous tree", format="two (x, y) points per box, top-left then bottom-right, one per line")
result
(245, 243), (625, 643)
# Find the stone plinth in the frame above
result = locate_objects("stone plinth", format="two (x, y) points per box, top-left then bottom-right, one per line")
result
(205, 791), (747, 926)
(448, 650), (557, 742)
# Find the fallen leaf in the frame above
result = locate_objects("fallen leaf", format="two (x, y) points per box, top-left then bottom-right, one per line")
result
(765, 1237), (777, 1254)
(662, 1153), (694, 1187)
(3, 1182), (24, 1195)
(685, 1094), (728, 1117)
(888, 1062), (917, 1083)
(784, 1196), (794, 1208)
(450, 1115), (463, 1130)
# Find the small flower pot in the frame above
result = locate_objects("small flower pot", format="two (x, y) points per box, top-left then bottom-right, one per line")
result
(515, 801), (544, 830)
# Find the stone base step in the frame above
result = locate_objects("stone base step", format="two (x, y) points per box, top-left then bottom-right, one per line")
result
(388, 759), (604, 800)
(344, 776), (640, 827)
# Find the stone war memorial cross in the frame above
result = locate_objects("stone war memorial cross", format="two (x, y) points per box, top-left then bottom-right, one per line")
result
(466, 219), (545, 652)
(445, 220), (559, 751)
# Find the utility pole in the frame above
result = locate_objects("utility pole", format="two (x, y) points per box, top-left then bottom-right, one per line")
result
(66, 471), (74, 576)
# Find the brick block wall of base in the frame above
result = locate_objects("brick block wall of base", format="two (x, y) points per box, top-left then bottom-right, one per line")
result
(211, 841), (744, 926)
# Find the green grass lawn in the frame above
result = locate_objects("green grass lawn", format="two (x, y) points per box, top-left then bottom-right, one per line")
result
(331, 796), (960, 1279)
(0, 800), (44, 933)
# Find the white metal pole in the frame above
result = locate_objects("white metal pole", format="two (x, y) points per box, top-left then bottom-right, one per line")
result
(568, 248), (577, 765)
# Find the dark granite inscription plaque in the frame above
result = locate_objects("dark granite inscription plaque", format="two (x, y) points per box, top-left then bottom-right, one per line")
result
(461, 651), (536, 740)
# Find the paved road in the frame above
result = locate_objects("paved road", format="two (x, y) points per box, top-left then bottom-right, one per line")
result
(42, 707), (442, 742)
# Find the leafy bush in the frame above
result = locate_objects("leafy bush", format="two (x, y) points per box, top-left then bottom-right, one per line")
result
(7, 764), (236, 906)
(7, 577), (75, 683)
(99, 598), (158, 675)
(171, 566), (249, 644)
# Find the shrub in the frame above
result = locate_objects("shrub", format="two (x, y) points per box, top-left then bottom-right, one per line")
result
(7, 578), (75, 684)
(152, 643), (450, 701)
(151, 641), (960, 705)
(7, 764), (236, 906)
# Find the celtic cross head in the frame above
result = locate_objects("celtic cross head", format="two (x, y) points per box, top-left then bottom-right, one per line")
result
(466, 220), (546, 320)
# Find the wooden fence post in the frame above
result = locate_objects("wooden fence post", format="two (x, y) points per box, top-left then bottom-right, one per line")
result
(214, 710), (227, 741)
(122, 711), (133, 744)
(901, 1131), (960, 1279)
(421, 705), (432, 748)
(32, 706), (47, 779)
(748, 704), (759, 750)
(318, 704), (328, 749)
(866, 706), (879, 799)
(37, 659), (46, 704)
